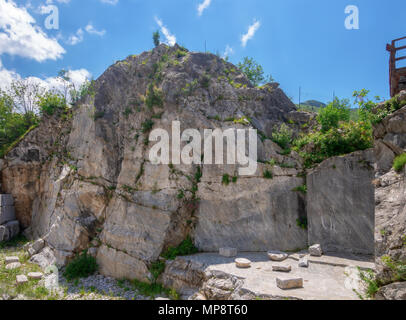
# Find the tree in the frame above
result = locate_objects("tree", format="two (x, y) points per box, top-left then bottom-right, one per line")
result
(0, 90), (37, 157)
(153, 30), (160, 47)
(237, 57), (273, 87)
(9, 79), (45, 126)
(317, 97), (351, 132)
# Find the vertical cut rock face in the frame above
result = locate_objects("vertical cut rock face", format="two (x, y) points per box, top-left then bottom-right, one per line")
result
(307, 149), (375, 255)
(373, 102), (406, 286)
(1, 45), (304, 280)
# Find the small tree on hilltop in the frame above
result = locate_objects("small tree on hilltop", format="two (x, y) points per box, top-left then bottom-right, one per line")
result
(153, 30), (160, 47)
(237, 57), (273, 87)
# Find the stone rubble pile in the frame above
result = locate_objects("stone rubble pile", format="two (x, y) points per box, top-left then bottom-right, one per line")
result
(225, 244), (323, 291)
(0, 194), (19, 242)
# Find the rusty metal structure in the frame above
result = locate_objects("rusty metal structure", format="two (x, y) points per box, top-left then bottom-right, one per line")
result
(387, 36), (406, 97)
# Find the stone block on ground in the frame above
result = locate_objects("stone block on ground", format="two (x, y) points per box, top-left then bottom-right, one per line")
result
(6, 262), (21, 270)
(28, 272), (43, 280)
(31, 238), (45, 253)
(0, 225), (9, 242)
(219, 247), (237, 258)
(0, 194), (14, 206)
(272, 265), (292, 272)
(16, 275), (28, 285)
(298, 257), (309, 268)
(0, 206), (15, 225)
(267, 251), (288, 261)
(309, 244), (323, 257)
(5, 256), (19, 264)
(5, 220), (19, 239)
(235, 258), (251, 268)
(276, 277), (304, 290)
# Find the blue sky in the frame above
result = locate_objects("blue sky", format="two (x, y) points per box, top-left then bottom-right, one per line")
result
(1, 0), (405, 105)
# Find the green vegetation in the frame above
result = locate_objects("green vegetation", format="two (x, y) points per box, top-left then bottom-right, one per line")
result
(153, 30), (160, 47)
(131, 279), (179, 300)
(222, 174), (230, 185)
(237, 57), (273, 87)
(272, 123), (293, 151)
(393, 153), (406, 173)
(317, 98), (351, 132)
(0, 235), (29, 250)
(293, 185), (307, 194)
(141, 119), (154, 133)
(293, 94), (374, 168)
(64, 251), (98, 281)
(381, 256), (406, 282)
(161, 236), (198, 260)
(358, 268), (380, 299)
(149, 260), (166, 281)
(263, 170), (273, 179)
(145, 84), (164, 109)
(296, 217), (308, 230)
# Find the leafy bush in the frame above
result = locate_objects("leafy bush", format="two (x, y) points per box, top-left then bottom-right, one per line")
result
(64, 251), (98, 280)
(272, 123), (293, 151)
(237, 57), (273, 87)
(145, 84), (163, 109)
(149, 260), (166, 281)
(294, 121), (373, 168)
(263, 170), (273, 179)
(153, 31), (160, 47)
(317, 98), (351, 132)
(161, 236), (198, 260)
(141, 119), (154, 133)
(222, 174), (230, 185)
(38, 92), (67, 116)
(393, 153), (406, 173)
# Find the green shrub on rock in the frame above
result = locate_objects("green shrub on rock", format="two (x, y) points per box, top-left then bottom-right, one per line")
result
(393, 153), (406, 173)
(64, 251), (98, 280)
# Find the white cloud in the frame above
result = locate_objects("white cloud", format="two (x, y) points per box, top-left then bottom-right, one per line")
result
(0, 0), (65, 62)
(67, 23), (105, 46)
(197, 0), (211, 16)
(99, 0), (118, 5)
(67, 28), (84, 45)
(222, 45), (234, 59)
(241, 19), (261, 47)
(85, 23), (106, 36)
(154, 17), (176, 46)
(0, 57), (91, 94)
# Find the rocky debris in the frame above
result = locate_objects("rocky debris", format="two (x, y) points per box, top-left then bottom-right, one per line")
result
(29, 247), (56, 269)
(27, 272), (43, 280)
(307, 149), (375, 255)
(201, 271), (244, 300)
(272, 265), (292, 272)
(219, 247), (237, 258)
(276, 277), (303, 290)
(5, 256), (19, 264)
(309, 244), (323, 257)
(16, 275), (28, 285)
(267, 251), (289, 261)
(6, 262), (21, 270)
(298, 257), (309, 268)
(375, 282), (406, 300)
(235, 258), (251, 268)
